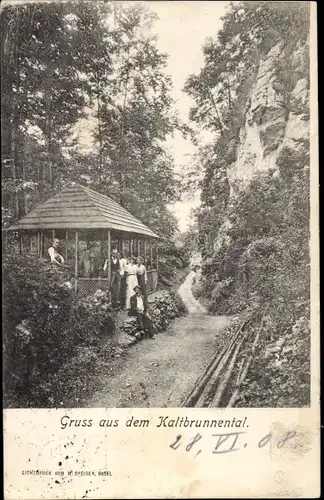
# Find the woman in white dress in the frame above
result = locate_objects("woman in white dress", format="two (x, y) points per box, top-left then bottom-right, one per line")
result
(125, 256), (139, 310)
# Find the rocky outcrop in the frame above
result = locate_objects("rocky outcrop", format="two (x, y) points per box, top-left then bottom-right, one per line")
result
(214, 40), (309, 253)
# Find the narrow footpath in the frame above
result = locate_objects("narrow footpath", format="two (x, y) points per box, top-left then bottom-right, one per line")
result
(86, 271), (233, 408)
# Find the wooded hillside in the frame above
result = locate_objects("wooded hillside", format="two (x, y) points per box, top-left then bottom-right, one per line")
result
(184, 1), (311, 407)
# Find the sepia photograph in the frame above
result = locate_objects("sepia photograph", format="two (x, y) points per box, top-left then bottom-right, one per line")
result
(2, 0), (313, 412)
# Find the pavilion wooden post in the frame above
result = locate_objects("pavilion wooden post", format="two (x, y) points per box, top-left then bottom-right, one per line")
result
(130, 238), (133, 256)
(3, 229), (8, 253)
(121, 237), (125, 255)
(100, 233), (104, 266)
(150, 239), (153, 269)
(36, 231), (40, 257)
(65, 230), (68, 262)
(144, 238), (147, 265)
(74, 230), (79, 292)
(40, 231), (43, 258)
(156, 241), (159, 271)
(107, 230), (111, 284)
(29, 234), (33, 253)
(52, 229), (55, 241)
(19, 233), (23, 255)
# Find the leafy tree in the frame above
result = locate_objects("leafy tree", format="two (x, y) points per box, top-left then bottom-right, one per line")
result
(72, 2), (182, 238)
(1, 1), (182, 243)
(1, 2), (99, 216)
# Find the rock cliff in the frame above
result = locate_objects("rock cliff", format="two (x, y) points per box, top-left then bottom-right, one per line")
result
(215, 39), (310, 253)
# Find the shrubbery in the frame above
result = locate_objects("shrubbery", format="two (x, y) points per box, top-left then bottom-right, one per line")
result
(158, 240), (189, 284)
(197, 154), (310, 406)
(237, 315), (310, 407)
(3, 254), (187, 408)
(203, 152), (310, 315)
(3, 255), (115, 408)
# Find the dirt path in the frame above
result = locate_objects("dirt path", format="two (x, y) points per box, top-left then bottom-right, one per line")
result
(178, 270), (206, 314)
(86, 272), (233, 408)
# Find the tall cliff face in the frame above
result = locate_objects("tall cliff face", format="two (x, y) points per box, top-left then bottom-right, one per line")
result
(214, 39), (310, 253)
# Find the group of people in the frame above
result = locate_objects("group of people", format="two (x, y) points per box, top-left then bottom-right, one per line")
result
(48, 240), (154, 339)
(102, 249), (147, 310)
(103, 248), (154, 338)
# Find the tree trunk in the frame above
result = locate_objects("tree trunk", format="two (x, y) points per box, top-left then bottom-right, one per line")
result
(45, 79), (54, 191)
(13, 10), (22, 218)
(0, 8), (14, 166)
(1, 17), (15, 218)
(21, 135), (28, 214)
(118, 60), (130, 207)
(96, 78), (103, 175)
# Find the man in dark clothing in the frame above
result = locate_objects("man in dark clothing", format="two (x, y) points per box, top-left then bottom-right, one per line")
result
(130, 285), (155, 339)
(103, 248), (121, 309)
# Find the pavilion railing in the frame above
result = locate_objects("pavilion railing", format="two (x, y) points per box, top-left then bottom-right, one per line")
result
(76, 278), (110, 298)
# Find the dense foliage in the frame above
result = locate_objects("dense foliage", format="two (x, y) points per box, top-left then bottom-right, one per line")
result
(1, 2), (191, 408)
(157, 238), (189, 284)
(184, 1), (311, 407)
(3, 254), (187, 408)
(3, 255), (115, 407)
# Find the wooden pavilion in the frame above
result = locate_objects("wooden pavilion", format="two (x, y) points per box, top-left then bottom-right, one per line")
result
(6, 184), (159, 297)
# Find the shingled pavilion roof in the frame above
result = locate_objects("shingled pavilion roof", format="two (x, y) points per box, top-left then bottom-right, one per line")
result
(8, 184), (159, 238)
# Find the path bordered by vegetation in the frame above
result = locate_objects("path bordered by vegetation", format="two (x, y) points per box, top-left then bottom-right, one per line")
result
(86, 272), (232, 408)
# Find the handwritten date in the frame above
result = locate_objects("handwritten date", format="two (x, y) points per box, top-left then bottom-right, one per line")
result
(170, 430), (297, 457)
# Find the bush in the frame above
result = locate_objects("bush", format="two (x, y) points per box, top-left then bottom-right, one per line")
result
(237, 315), (310, 407)
(158, 240), (189, 284)
(3, 255), (115, 407)
(170, 288), (187, 316)
(197, 144), (310, 406)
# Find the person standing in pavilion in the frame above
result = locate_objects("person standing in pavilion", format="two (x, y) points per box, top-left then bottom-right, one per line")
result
(79, 248), (95, 278)
(125, 256), (138, 311)
(118, 251), (128, 307)
(103, 248), (121, 309)
(48, 238), (65, 267)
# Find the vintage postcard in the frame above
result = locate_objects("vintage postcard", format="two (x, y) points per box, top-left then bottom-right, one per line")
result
(2, 0), (319, 498)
